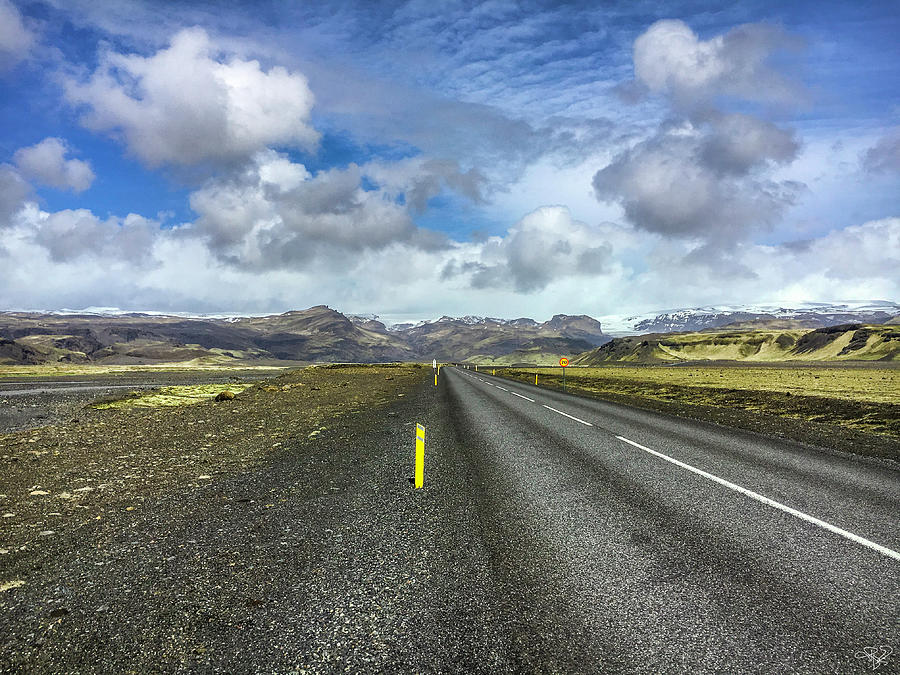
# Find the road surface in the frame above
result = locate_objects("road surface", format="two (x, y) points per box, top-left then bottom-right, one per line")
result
(437, 366), (899, 672)
(1, 366), (897, 673)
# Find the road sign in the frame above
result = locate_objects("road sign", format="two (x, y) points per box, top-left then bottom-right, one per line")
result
(433, 359), (437, 369)
(559, 357), (569, 367)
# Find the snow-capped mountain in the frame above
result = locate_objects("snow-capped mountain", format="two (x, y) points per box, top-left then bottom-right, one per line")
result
(599, 301), (900, 336)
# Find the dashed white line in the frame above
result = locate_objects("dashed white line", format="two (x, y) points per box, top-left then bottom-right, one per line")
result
(615, 435), (900, 562)
(542, 405), (593, 426)
(496, 386), (508, 391)
(510, 391), (535, 402)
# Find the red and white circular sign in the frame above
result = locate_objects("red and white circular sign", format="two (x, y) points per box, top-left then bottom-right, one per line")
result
(559, 357), (569, 367)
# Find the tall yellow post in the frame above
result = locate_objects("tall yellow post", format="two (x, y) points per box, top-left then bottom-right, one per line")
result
(492, 369), (495, 376)
(535, 373), (538, 386)
(415, 424), (425, 489)
(434, 373), (437, 386)
(475, 365), (478, 372)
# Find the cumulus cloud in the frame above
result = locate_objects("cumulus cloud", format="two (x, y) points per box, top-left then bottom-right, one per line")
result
(363, 157), (488, 212)
(862, 129), (900, 173)
(15, 203), (160, 264)
(597, 19), (806, 242)
(188, 151), (443, 269)
(64, 27), (318, 167)
(14, 137), (95, 193)
(443, 206), (616, 292)
(777, 217), (899, 281)
(0, 164), (31, 225)
(0, 0), (34, 69)
(633, 19), (804, 107)
(593, 117), (802, 239)
(698, 113), (799, 175)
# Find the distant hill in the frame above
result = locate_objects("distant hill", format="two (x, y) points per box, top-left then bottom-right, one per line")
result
(600, 302), (900, 335)
(396, 314), (607, 364)
(0, 307), (607, 366)
(574, 324), (900, 364)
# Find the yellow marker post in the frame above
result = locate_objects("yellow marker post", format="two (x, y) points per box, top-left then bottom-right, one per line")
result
(492, 369), (495, 376)
(535, 373), (538, 386)
(475, 365), (478, 372)
(434, 373), (437, 386)
(415, 423), (425, 489)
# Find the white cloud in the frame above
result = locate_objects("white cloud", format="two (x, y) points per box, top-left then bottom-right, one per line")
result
(14, 137), (95, 193)
(64, 27), (318, 167)
(444, 206), (618, 292)
(593, 118), (802, 239)
(0, 164), (31, 225)
(14, 203), (160, 264)
(633, 19), (804, 106)
(598, 20), (805, 243)
(774, 217), (900, 282)
(188, 150), (446, 270)
(363, 157), (487, 212)
(0, 0), (34, 69)
(1, 191), (897, 321)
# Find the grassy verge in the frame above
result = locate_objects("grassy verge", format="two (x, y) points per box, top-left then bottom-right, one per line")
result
(0, 364), (426, 553)
(494, 365), (900, 461)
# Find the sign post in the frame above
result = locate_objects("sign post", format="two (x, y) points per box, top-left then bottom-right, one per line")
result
(415, 423), (425, 488)
(433, 359), (437, 386)
(559, 357), (569, 392)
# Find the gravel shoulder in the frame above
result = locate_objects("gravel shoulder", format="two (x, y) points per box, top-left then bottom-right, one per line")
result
(0, 364), (516, 673)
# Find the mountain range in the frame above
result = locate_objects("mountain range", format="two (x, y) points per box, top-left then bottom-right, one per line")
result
(599, 301), (900, 335)
(0, 306), (607, 366)
(2, 302), (897, 366)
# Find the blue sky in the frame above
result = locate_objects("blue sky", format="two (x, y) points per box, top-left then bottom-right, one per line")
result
(0, 0), (897, 321)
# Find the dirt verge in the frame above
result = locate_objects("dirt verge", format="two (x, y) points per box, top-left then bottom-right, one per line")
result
(0, 364), (425, 555)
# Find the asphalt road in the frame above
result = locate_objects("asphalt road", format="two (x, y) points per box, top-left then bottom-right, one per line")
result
(2, 367), (898, 673)
(439, 366), (900, 673)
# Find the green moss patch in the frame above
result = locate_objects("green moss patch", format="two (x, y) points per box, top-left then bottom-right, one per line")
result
(93, 383), (252, 409)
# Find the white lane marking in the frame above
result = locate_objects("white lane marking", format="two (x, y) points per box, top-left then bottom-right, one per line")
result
(496, 386), (508, 391)
(615, 436), (900, 562)
(542, 405), (593, 426)
(510, 391), (535, 402)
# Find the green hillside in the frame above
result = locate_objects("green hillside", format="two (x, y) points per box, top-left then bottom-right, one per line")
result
(574, 324), (900, 364)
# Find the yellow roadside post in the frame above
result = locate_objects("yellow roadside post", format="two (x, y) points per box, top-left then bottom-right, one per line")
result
(475, 365), (478, 372)
(415, 423), (425, 489)
(492, 368), (495, 376)
(535, 373), (538, 386)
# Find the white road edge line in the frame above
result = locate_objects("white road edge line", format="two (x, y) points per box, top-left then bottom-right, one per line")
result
(615, 435), (900, 562)
(510, 391), (535, 402)
(542, 405), (593, 426)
